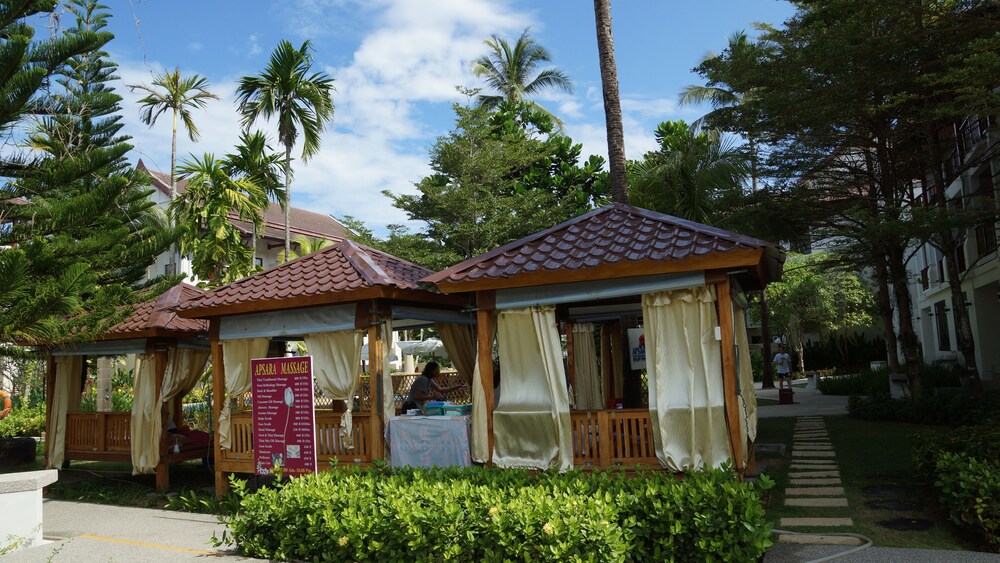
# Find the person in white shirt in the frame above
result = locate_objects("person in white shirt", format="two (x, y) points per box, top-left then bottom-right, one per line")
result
(774, 344), (792, 382)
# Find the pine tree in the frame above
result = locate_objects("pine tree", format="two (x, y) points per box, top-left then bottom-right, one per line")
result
(0, 0), (173, 352)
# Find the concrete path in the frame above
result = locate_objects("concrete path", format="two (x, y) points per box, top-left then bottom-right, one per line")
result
(4, 500), (263, 562)
(756, 381), (849, 419)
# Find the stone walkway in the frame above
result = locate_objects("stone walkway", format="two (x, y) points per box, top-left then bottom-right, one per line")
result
(776, 416), (863, 547)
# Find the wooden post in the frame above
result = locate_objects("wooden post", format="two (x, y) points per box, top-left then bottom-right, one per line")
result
(476, 291), (496, 465)
(367, 301), (385, 461)
(44, 354), (56, 468)
(565, 321), (576, 401)
(210, 319), (228, 498)
(600, 323), (613, 409)
(716, 277), (746, 475)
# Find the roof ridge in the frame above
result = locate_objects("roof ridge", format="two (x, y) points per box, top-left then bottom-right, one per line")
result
(341, 239), (391, 286)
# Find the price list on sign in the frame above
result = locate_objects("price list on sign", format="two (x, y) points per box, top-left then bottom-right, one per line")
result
(251, 356), (317, 476)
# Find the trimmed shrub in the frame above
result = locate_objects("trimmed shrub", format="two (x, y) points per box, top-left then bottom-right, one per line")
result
(0, 404), (44, 438)
(932, 452), (1000, 550)
(217, 465), (773, 562)
(818, 369), (889, 396)
(848, 391), (1000, 426)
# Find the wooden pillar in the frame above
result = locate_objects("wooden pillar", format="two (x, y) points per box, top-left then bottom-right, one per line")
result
(366, 300), (385, 461)
(600, 323), (613, 409)
(715, 276), (745, 475)
(43, 354), (56, 468)
(476, 291), (496, 465)
(210, 319), (228, 498)
(565, 321), (576, 403)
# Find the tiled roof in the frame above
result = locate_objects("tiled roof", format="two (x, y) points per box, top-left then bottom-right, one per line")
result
(177, 239), (436, 314)
(137, 160), (349, 241)
(103, 283), (208, 338)
(425, 203), (781, 289)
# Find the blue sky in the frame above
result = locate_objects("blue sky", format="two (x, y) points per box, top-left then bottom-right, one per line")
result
(93, 0), (794, 234)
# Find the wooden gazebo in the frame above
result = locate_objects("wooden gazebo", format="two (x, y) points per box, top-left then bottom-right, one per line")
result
(174, 239), (470, 495)
(44, 283), (211, 491)
(423, 203), (784, 475)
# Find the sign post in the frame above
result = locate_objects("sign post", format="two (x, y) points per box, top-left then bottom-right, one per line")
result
(251, 356), (317, 476)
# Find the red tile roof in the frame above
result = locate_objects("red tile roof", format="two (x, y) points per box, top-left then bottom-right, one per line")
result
(424, 203), (782, 291)
(176, 239), (439, 316)
(137, 160), (349, 241)
(103, 283), (208, 339)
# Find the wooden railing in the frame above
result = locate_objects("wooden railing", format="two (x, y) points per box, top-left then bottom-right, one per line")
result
(224, 411), (373, 468)
(65, 412), (132, 456)
(570, 409), (658, 468)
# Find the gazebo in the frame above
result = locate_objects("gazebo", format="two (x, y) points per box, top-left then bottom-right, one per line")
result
(44, 283), (211, 491)
(174, 239), (472, 495)
(423, 203), (784, 476)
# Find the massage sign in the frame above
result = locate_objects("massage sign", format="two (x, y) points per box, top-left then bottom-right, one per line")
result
(251, 356), (318, 477)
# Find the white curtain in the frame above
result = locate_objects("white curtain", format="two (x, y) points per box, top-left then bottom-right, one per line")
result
(161, 347), (210, 415)
(46, 355), (83, 469)
(381, 320), (395, 423)
(219, 338), (270, 449)
(735, 303), (757, 459)
(493, 306), (572, 471)
(131, 353), (161, 474)
(304, 330), (363, 449)
(571, 323), (603, 410)
(437, 323), (476, 385)
(643, 287), (730, 470)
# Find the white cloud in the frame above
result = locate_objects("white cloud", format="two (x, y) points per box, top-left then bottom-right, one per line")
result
(188, 42), (203, 52)
(247, 35), (262, 57)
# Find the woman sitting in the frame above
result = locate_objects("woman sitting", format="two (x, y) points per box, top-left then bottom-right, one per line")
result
(401, 361), (466, 412)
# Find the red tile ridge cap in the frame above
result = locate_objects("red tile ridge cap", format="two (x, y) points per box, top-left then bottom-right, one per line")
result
(341, 239), (392, 286)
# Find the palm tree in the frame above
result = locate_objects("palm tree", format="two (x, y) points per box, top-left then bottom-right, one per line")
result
(593, 0), (628, 204)
(171, 154), (268, 284)
(629, 122), (750, 224)
(129, 68), (219, 273)
(276, 235), (335, 263)
(471, 28), (573, 126)
(235, 40), (335, 258)
(223, 130), (286, 266)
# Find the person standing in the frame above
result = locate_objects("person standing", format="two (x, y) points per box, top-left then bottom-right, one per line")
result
(774, 344), (792, 386)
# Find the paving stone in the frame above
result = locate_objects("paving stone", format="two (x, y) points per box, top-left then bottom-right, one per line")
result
(794, 433), (830, 438)
(785, 486), (845, 496)
(785, 497), (848, 507)
(792, 450), (836, 457)
(793, 459), (836, 464)
(789, 477), (842, 486)
(788, 470), (839, 478)
(780, 517), (854, 527)
(796, 425), (826, 429)
(794, 444), (833, 449)
(777, 534), (862, 546)
(790, 465), (838, 471)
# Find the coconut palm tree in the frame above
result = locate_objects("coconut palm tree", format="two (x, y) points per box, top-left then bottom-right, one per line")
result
(472, 28), (573, 126)
(593, 0), (628, 204)
(235, 40), (335, 258)
(129, 68), (219, 273)
(276, 235), (335, 263)
(171, 154), (268, 284)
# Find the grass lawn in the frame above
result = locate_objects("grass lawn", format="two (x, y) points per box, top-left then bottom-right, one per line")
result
(756, 416), (987, 551)
(756, 397), (780, 406)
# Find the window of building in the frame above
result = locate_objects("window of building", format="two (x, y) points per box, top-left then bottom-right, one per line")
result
(934, 300), (950, 351)
(255, 257), (264, 267)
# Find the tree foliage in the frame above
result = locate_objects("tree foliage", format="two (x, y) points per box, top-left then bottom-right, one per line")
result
(766, 253), (875, 372)
(380, 101), (608, 269)
(0, 0), (173, 352)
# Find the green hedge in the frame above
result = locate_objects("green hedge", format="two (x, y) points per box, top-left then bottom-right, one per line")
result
(818, 370), (888, 396)
(216, 465), (773, 562)
(848, 391), (1000, 426)
(0, 404), (44, 438)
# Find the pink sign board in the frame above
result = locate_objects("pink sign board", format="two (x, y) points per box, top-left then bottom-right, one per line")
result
(251, 356), (317, 476)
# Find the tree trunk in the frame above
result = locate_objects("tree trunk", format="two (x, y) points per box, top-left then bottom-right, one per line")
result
(887, 244), (923, 396)
(874, 255), (901, 371)
(170, 108), (179, 275)
(759, 290), (775, 389)
(283, 146), (292, 259)
(593, 0), (628, 204)
(943, 244), (982, 392)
